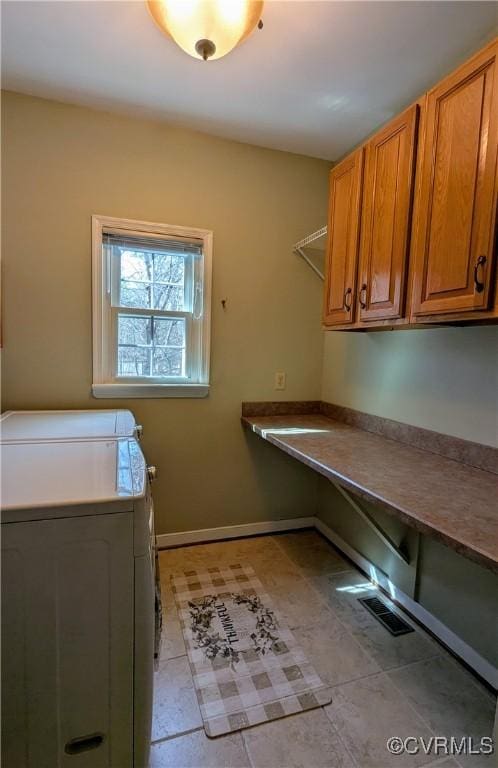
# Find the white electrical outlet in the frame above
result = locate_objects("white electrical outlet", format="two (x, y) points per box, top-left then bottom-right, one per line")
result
(274, 372), (286, 390)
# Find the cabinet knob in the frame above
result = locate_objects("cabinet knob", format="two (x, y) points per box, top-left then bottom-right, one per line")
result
(359, 283), (367, 309)
(147, 465), (157, 482)
(473, 255), (487, 294)
(343, 287), (352, 312)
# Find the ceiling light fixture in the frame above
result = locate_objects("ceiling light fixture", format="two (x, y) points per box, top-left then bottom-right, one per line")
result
(147, 0), (264, 62)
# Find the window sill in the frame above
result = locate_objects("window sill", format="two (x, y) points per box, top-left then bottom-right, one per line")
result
(92, 383), (209, 399)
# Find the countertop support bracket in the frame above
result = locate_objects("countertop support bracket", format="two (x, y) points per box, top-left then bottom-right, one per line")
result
(331, 480), (411, 565)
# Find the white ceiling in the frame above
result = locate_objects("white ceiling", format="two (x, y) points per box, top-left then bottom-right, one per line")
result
(2, 1), (497, 160)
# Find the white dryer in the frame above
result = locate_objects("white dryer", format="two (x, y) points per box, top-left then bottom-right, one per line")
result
(1, 437), (155, 768)
(0, 409), (142, 442)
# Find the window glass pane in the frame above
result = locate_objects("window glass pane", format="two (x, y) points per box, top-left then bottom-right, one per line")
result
(120, 251), (152, 282)
(154, 253), (185, 284)
(116, 249), (186, 310)
(153, 285), (184, 311)
(118, 315), (151, 346)
(154, 318), (185, 347)
(118, 347), (151, 377)
(117, 314), (186, 378)
(120, 280), (152, 309)
(152, 348), (184, 377)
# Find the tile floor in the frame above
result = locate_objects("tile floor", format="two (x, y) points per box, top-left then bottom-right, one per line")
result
(151, 531), (496, 768)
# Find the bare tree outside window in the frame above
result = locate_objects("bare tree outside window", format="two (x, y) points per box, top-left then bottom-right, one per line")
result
(117, 249), (187, 377)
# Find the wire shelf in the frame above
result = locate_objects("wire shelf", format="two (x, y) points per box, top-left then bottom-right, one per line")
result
(292, 226), (327, 280)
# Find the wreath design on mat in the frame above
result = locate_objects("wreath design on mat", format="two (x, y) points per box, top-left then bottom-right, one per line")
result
(189, 593), (279, 666)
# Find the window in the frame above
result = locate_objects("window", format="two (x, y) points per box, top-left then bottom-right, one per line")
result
(92, 216), (212, 398)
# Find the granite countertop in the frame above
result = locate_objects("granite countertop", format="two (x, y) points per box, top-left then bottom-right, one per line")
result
(242, 413), (498, 573)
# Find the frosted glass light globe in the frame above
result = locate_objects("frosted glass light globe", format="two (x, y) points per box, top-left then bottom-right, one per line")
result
(147, 0), (264, 61)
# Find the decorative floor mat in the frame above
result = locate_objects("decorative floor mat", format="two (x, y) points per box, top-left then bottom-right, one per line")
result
(171, 563), (332, 737)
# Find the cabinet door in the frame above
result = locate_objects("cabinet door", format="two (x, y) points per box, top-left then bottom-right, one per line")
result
(323, 148), (364, 326)
(358, 105), (419, 321)
(411, 41), (498, 316)
(1, 513), (134, 768)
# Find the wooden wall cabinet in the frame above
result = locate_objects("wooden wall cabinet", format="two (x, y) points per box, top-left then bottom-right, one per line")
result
(322, 148), (364, 326)
(358, 105), (419, 322)
(411, 40), (498, 320)
(322, 37), (498, 332)
(323, 106), (419, 329)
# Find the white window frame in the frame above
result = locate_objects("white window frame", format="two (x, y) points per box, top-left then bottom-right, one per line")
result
(92, 215), (212, 398)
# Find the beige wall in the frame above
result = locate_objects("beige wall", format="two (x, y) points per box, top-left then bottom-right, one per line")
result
(4, 87), (496, 546)
(1, 90), (329, 534)
(321, 326), (498, 447)
(319, 326), (498, 668)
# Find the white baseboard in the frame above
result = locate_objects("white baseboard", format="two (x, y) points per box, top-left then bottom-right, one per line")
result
(315, 518), (498, 689)
(156, 516), (315, 549)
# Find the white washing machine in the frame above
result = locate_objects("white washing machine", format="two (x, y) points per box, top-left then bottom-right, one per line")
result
(0, 409), (141, 443)
(0, 408), (163, 676)
(1, 436), (155, 768)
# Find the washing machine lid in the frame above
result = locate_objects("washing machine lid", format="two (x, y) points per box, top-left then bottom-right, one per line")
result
(1, 438), (146, 513)
(0, 409), (137, 442)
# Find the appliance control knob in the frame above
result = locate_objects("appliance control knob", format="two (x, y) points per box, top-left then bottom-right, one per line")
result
(147, 465), (157, 482)
(135, 424), (143, 440)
